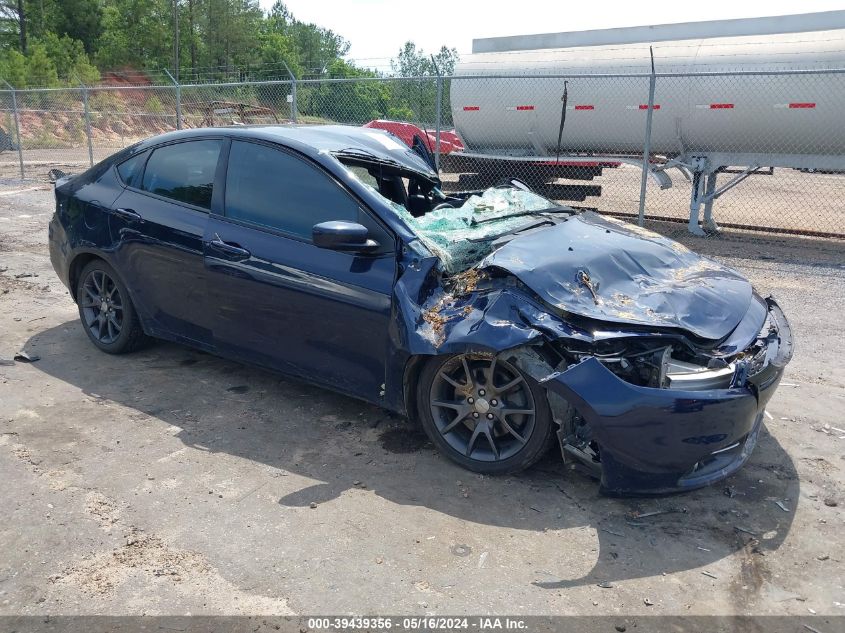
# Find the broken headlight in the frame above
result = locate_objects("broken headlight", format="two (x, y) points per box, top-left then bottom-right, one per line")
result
(582, 344), (737, 390)
(584, 346), (669, 388)
(661, 354), (736, 390)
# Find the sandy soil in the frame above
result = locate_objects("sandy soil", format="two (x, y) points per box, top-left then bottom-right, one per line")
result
(0, 181), (843, 620)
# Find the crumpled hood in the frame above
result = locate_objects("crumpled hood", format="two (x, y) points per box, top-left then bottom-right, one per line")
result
(479, 211), (752, 341)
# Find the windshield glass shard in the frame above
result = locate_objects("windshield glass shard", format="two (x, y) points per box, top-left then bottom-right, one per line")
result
(339, 155), (566, 274)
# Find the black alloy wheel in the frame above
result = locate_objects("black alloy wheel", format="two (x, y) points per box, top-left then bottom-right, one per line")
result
(417, 353), (555, 474)
(80, 268), (124, 345)
(76, 260), (147, 354)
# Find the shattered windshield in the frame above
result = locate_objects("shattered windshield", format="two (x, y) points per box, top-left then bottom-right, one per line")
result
(390, 188), (558, 273)
(339, 158), (566, 274)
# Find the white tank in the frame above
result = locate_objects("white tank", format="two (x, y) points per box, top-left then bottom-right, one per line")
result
(451, 30), (845, 157)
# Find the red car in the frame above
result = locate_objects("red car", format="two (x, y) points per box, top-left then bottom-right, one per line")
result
(364, 120), (464, 154)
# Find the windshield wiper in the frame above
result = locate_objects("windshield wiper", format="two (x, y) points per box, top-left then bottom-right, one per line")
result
(466, 218), (556, 243)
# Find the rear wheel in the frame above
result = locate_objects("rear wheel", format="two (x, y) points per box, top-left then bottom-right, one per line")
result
(76, 260), (147, 354)
(416, 353), (555, 474)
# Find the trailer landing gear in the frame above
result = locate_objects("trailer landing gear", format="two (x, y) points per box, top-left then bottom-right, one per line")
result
(687, 160), (763, 236)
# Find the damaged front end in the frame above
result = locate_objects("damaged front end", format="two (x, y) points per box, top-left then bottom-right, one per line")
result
(539, 296), (792, 495)
(334, 148), (793, 495)
(395, 257), (792, 494)
(388, 228), (793, 494)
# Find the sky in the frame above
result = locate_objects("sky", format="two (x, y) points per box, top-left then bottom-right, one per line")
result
(258, 0), (845, 66)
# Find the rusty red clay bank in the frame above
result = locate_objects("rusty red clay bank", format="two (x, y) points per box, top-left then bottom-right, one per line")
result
(47, 124), (793, 495)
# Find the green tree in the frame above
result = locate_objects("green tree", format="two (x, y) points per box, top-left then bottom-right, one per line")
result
(51, 0), (103, 55)
(255, 30), (300, 79)
(96, 0), (172, 70)
(20, 0), (61, 41)
(0, 0), (406, 104)
(184, 0), (198, 74)
(389, 42), (459, 125)
(2, 0), (102, 55)
(289, 20), (348, 76)
(391, 41), (459, 77)
(25, 41), (58, 86)
(0, 0), (27, 53)
(38, 32), (99, 83)
(266, 2), (348, 78)
(0, 48), (27, 86)
(201, 0), (263, 71)
(266, 0), (292, 32)
(302, 59), (389, 123)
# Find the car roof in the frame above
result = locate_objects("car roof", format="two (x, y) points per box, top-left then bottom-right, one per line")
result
(132, 124), (438, 179)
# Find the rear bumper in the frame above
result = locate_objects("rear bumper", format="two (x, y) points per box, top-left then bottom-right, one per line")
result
(48, 212), (72, 291)
(543, 297), (792, 495)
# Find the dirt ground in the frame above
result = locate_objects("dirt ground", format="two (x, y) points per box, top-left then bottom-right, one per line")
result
(0, 175), (843, 619)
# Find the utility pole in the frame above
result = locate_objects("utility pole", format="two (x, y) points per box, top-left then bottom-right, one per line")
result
(17, 0), (27, 54)
(172, 0), (180, 83)
(187, 0), (196, 76)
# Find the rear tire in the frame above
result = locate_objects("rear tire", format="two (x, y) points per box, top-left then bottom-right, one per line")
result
(416, 353), (555, 475)
(76, 260), (147, 354)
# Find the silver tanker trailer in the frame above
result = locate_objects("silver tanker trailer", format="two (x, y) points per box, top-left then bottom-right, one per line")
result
(445, 12), (845, 234)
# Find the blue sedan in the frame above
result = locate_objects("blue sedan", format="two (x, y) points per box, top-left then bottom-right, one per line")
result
(48, 125), (792, 494)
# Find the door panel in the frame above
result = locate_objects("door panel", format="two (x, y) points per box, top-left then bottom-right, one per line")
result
(107, 139), (225, 346)
(204, 215), (395, 401)
(110, 189), (213, 346)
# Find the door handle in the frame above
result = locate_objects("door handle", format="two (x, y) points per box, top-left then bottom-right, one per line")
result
(209, 236), (251, 259)
(113, 207), (142, 222)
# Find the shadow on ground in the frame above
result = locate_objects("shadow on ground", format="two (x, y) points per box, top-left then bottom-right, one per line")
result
(26, 321), (799, 589)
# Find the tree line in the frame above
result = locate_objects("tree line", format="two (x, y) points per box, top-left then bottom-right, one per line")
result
(0, 0), (459, 88)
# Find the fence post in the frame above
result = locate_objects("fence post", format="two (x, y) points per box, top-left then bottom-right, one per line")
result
(637, 47), (657, 227)
(164, 68), (182, 130)
(78, 80), (94, 167)
(428, 55), (444, 172)
(2, 79), (25, 179)
(282, 62), (297, 123)
(434, 74), (443, 172)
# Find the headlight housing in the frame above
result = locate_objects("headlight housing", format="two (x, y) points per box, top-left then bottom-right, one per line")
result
(662, 355), (736, 390)
(568, 342), (738, 390)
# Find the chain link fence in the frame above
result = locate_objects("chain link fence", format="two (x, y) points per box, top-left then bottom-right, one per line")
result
(1, 69), (844, 241)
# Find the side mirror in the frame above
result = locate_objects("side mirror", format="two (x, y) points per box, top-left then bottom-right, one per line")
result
(312, 221), (379, 253)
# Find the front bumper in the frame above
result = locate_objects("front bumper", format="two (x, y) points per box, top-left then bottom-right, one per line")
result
(543, 297), (793, 495)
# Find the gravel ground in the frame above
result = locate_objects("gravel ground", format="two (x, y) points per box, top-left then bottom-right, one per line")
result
(0, 178), (843, 619)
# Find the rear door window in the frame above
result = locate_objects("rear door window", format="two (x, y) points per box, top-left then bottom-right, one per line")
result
(141, 140), (223, 210)
(116, 150), (148, 188)
(224, 140), (359, 238)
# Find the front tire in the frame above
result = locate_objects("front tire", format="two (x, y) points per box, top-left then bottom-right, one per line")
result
(416, 353), (555, 474)
(76, 260), (147, 354)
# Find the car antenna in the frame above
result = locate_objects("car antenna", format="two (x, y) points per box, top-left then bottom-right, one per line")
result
(555, 80), (568, 164)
